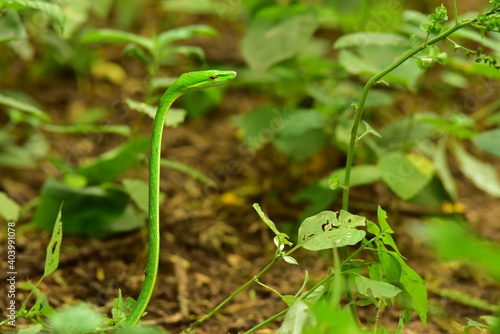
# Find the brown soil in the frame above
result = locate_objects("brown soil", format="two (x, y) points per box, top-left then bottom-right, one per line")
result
(1, 4), (500, 334)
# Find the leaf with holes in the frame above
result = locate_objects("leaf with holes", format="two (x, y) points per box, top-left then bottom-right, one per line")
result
(298, 210), (366, 251)
(44, 205), (63, 277)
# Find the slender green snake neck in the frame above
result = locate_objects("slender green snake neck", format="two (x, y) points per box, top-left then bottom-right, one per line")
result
(123, 70), (236, 328)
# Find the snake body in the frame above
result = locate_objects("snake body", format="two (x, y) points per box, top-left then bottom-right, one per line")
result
(124, 70), (237, 327)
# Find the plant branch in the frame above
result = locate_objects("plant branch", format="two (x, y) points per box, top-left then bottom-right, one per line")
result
(181, 257), (279, 333)
(341, 6), (500, 211)
(452, 0), (459, 25)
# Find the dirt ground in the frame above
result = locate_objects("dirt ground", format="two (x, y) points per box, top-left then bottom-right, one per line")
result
(1, 7), (500, 334)
(1, 78), (500, 333)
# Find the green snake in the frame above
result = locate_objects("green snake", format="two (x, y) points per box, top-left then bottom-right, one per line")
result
(124, 70), (237, 327)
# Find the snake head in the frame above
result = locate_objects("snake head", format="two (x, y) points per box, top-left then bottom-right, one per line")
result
(172, 70), (237, 94)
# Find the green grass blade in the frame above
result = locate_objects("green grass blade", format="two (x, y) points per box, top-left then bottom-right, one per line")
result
(0, 92), (51, 122)
(160, 158), (217, 188)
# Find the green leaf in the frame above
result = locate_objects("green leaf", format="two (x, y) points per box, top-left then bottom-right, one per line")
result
(376, 113), (437, 150)
(0, 191), (20, 221)
(125, 98), (187, 127)
(281, 295), (298, 307)
(407, 176), (452, 207)
(57, 0), (89, 38)
(111, 290), (125, 322)
(104, 204), (146, 235)
(33, 179), (129, 238)
(17, 324), (44, 334)
(454, 61), (500, 80)
(334, 32), (408, 49)
(361, 120), (382, 138)
(338, 45), (423, 91)
(377, 206), (393, 234)
(355, 275), (402, 299)
(451, 140), (500, 197)
(49, 303), (105, 333)
(305, 300), (364, 334)
(366, 220), (380, 235)
(421, 216), (500, 280)
(465, 319), (490, 333)
(122, 178), (149, 212)
(77, 137), (149, 184)
(242, 4), (318, 72)
(441, 71), (468, 89)
(160, 158), (217, 188)
(90, 0), (113, 18)
(111, 289), (136, 324)
(0, 142), (35, 168)
(379, 248), (402, 282)
(472, 128), (500, 157)
(0, 0), (66, 32)
(338, 49), (379, 76)
(163, 45), (206, 62)
(283, 256), (298, 265)
(329, 165), (380, 187)
(150, 76), (177, 90)
(163, 109), (187, 127)
(157, 24), (217, 46)
(253, 203), (292, 246)
(123, 42), (151, 63)
(293, 179), (338, 221)
(391, 251), (427, 324)
(0, 92), (51, 121)
(274, 128), (326, 162)
(272, 110), (327, 161)
(298, 210), (366, 251)
(277, 110), (326, 137)
(276, 299), (309, 334)
(232, 105), (279, 150)
(432, 139), (457, 200)
(0, 10), (27, 42)
(42, 124), (130, 136)
(377, 207), (405, 258)
(82, 29), (153, 50)
(181, 88), (223, 118)
(18, 281), (52, 316)
(378, 151), (434, 200)
(44, 205), (63, 277)
(422, 117), (477, 139)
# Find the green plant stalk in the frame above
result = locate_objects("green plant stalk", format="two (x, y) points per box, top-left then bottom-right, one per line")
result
(331, 247), (343, 309)
(341, 6), (500, 211)
(243, 309), (288, 334)
(242, 234), (387, 334)
(123, 70), (236, 328)
(452, 0), (459, 25)
(242, 260), (342, 334)
(182, 257), (279, 333)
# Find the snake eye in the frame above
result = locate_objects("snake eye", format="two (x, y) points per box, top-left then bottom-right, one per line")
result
(209, 75), (218, 81)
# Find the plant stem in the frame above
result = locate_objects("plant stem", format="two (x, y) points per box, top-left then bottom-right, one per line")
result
(243, 266), (340, 334)
(331, 247), (343, 309)
(181, 258), (279, 333)
(452, 0), (459, 25)
(341, 9), (498, 211)
(244, 249), (386, 334)
(243, 309), (288, 334)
